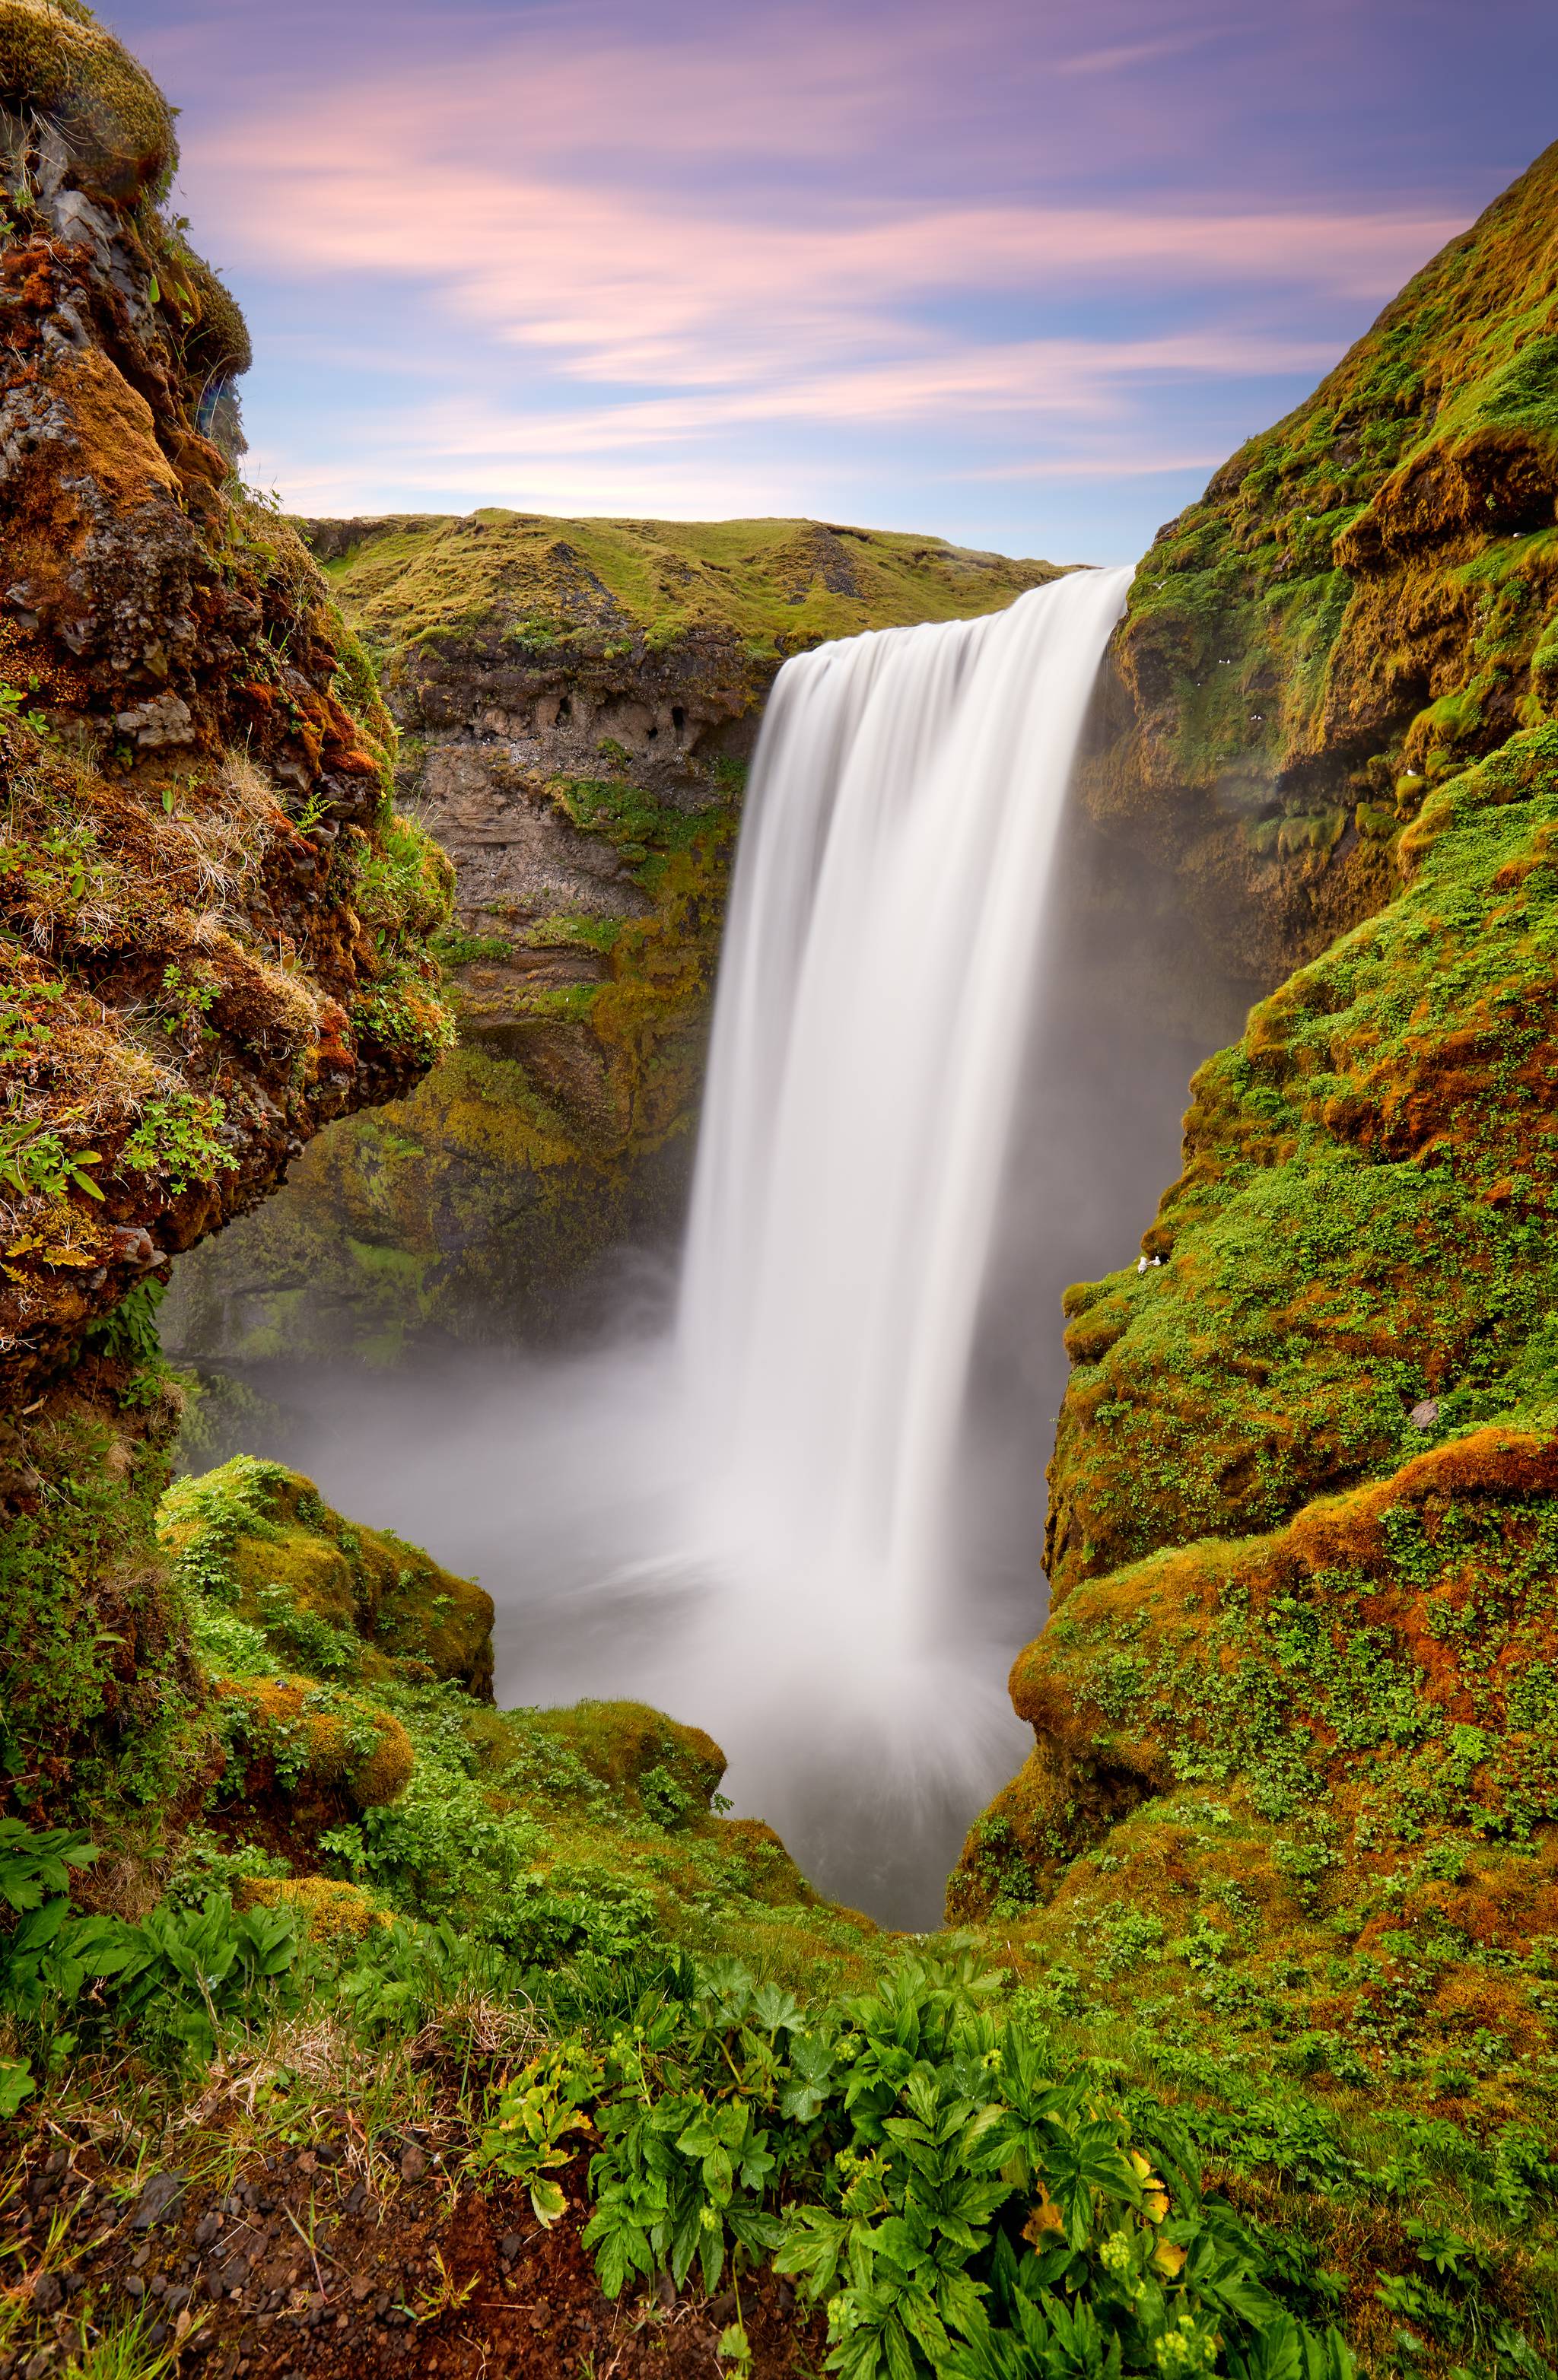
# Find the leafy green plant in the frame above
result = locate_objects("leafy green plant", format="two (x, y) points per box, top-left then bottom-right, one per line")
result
(0, 1108), (104, 1202)
(120, 1093), (238, 1196)
(0, 678), (51, 738)
(255, 1584), (361, 1677)
(1, 1822), (135, 2104)
(108, 1893), (301, 2067)
(0, 973), (64, 1064)
(474, 2045), (598, 2223)
(545, 1950), (1358, 2378)
(2, 1822), (304, 2086)
(84, 1279), (169, 1366)
(154, 961), (220, 1041)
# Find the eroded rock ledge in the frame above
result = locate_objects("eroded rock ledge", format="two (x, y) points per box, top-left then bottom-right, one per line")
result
(0, 2), (453, 1401)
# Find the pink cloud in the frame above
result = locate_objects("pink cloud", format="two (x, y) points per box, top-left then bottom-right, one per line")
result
(141, 0), (1501, 535)
(187, 76), (1455, 412)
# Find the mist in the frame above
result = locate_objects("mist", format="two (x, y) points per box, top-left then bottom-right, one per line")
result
(171, 594), (1258, 1930)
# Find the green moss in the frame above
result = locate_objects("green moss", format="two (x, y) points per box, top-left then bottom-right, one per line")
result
(1049, 722), (1558, 1594)
(0, 0), (176, 200)
(158, 1456), (494, 1694)
(1112, 139), (1558, 888)
(157, 1454), (866, 1975)
(0, 1394), (210, 1844)
(964, 723), (1558, 2133)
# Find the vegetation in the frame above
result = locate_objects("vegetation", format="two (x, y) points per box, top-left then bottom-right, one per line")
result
(1086, 140), (1558, 984)
(307, 513), (1059, 671)
(7, 14), (1558, 2374)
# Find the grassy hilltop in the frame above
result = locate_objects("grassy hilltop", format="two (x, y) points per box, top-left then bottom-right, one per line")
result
(305, 509), (1060, 665)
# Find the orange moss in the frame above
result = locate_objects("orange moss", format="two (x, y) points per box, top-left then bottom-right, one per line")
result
(212, 1673), (413, 1809)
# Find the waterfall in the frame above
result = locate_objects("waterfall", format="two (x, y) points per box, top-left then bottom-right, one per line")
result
(218, 566), (1139, 1930)
(670, 564), (1133, 1914)
(196, 556), (1245, 1928)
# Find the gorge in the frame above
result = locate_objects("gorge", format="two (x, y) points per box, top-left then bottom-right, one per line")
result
(4, 8), (1558, 2375)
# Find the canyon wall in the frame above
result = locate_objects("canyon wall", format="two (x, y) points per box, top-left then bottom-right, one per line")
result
(953, 141), (1558, 2137)
(164, 514), (1062, 1358)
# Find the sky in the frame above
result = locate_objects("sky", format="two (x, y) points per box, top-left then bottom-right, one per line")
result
(105, 0), (1558, 564)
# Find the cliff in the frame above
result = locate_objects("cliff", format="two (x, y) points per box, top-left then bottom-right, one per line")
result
(0, 13), (453, 1400)
(953, 150), (1558, 2151)
(1076, 137), (1558, 984)
(164, 514), (1061, 1356)
(0, 0), (459, 1853)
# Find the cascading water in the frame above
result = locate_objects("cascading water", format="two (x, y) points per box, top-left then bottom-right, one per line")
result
(664, 564), (1134, 1915)
(185, 564), (1175, 1930)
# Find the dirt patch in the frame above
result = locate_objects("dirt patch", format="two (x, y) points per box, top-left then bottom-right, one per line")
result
(3, 2131), (825, 2380)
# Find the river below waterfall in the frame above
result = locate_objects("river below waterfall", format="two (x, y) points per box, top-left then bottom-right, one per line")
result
(174, 572), (1258, 1927)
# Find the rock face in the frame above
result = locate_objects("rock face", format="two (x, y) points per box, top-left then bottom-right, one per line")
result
(165, 513), (1064, 1355)
(952, 149), (1558, 2130)
(0, 2), (450, 1832)
(0, 5), (453, 1400)
(1076, 137), (1558, 985)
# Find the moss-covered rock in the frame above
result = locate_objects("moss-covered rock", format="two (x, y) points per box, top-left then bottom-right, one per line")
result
(213, 1671), (415, 1810)
(1081, 138), (1558, 984)
(951, 1427), (1558, 2127)
(0, 0), (176, 200)
(959, 154), (1558, 2137)
(0, 1352), (220, 1875)
(0, 11), (456, 1401)
(237, 1870), (384, 1940)
(147, 1453), (866, 1970)
(159, 1454), (494, 1693)
(1044, 723), (1558, 1599)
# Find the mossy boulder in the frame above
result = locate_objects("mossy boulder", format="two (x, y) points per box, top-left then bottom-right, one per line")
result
(0, 0), (176, 200)
(159, 1456), (494, 1694)
(212, 1672), (414, 1810)
(526, 1698), (727, 1817)
(237, 1873), (385, 1941)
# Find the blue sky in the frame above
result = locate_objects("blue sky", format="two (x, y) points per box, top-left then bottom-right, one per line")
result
(108, 0), (1558, 563)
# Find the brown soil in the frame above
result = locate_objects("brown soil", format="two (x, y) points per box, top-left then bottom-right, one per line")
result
(3, 2134), (825, 2380)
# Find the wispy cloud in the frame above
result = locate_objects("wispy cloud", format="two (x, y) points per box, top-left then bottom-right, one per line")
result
(110, 0), (1542, 548)
(1054, 32), (1216, 75)
(187, 63), (1456, 442)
